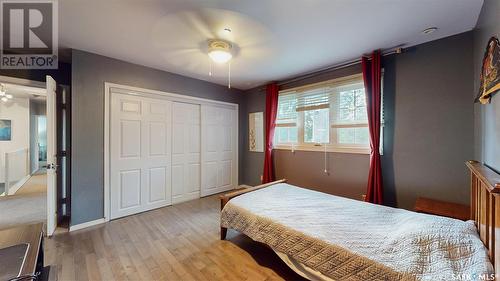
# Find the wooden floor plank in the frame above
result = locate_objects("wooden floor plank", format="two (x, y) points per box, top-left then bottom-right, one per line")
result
(45, 194), (307, 281)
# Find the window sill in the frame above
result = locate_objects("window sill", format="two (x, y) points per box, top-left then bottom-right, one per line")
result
(273, 144), (371, 154)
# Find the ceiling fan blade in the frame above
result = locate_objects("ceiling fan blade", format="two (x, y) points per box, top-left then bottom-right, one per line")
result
(182, 9), (216, 39)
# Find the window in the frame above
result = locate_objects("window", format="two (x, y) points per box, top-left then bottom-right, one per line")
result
(273, 74), (383, 154)
(275, 94), (298, 143)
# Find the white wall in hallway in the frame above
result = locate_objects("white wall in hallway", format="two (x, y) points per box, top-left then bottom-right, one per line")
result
(0, 98), (30, 183)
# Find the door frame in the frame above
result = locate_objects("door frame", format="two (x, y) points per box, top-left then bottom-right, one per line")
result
(103, 82), (238, 222)
(56, 85), (71, 225)
(46, 75), (57, 235)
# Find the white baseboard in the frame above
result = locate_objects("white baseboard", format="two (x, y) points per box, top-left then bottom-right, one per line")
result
(8, 175), (31, 195)
(172, 192), (201, 204)
(69, 218), (106, 232)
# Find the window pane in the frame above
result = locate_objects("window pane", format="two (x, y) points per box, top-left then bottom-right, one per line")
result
(339, 107), (353, 122)
(289, 127), (298, 142)
(355, 107), (367, 121)
(338, 91), (355, 123)
(278, 127), (288, 143)
(277, 95), (297, 120)
(276, 75), (381, 151)
(355, 89), (366, 107)
(337, 127), (370, 145)
(339, 91), (355, 108)
(274, 127), (298, 144)
(338, 128), (355, 144)
(354, 127), (370, 145)
(304, 108), (329, 143)
(273, 127), (281, 143)
(304, 112), (313, 141)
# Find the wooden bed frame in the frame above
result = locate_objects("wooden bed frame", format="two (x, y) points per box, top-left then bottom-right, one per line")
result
(220, 161), (499, 276)
(467, 160), (499, 277)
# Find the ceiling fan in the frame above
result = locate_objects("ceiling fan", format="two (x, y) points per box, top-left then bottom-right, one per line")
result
(150, 7), (274, 88)
(0, 84), (13, 102)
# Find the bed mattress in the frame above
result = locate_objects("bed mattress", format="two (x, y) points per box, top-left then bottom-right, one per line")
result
(221, 183), (493, 281)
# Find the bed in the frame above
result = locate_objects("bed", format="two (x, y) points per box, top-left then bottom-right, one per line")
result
(220, 161), (499, 281)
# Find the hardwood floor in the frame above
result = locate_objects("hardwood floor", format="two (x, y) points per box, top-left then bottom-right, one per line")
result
(44, 194), (307, 281)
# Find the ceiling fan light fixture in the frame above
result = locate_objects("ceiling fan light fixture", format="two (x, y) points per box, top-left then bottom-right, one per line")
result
(208, 39), (233, 64)
(6, 94), (13, 99)
(208, 50), (232, 64)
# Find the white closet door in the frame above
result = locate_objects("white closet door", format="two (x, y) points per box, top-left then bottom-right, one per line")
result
(171, 102), (201, 204)
(110, 93), (172, 219)
(201, 104), (237, 196)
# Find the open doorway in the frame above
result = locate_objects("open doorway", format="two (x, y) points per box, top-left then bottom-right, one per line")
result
(37, 115), (47, 171)
(0, 82), (47, 230)
(0, 76), (70, 235)
(31, 113), (47, 174)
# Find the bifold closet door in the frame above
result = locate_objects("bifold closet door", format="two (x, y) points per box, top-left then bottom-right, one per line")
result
(201, 104), (237, 196)
(171, 102), (201, 204)
(110, 93), (172, 219)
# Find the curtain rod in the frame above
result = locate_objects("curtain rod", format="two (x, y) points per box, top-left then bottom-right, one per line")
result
(257, 47), (404, 91)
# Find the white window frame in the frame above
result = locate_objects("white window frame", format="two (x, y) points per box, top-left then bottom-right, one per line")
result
(273, 73), (384, 154)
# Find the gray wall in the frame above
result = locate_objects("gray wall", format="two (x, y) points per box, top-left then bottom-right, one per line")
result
(71, 50), (244, 226)
(386, 32), (474, 208)
(241, 87), (266, 185)
(241, 32), (475, 209)
(473, 0), (500, 172)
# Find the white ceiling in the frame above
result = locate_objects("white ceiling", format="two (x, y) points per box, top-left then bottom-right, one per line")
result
(1, 83), (46, 100)
(59, 0), (483, 90)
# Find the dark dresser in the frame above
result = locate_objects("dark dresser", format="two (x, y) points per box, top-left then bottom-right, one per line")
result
(0, 223), (55, 281)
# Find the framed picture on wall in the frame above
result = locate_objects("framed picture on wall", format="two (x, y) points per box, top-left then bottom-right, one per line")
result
(0, 119), (12, 141)
(475, 36), (500, 104)
(249, 112), (264, 152)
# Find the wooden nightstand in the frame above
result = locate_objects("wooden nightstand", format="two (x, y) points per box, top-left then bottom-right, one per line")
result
(414, 197), (470, 221)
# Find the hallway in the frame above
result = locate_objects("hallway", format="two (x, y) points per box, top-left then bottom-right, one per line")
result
(0, 173), (46, 230)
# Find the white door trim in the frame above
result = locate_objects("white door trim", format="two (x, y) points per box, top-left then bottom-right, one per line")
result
(104, 82), (239, 222)
(46, 75), (57, 236)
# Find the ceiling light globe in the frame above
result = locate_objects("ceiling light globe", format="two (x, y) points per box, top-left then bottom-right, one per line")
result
(208, 50), (232, 64)
(6, 94), (12, 99)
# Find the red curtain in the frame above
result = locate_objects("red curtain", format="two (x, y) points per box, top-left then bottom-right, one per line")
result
(262, 83), (279, 183)
(362, 51), (384, 204)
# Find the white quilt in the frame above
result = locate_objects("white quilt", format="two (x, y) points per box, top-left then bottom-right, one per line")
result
(221, 183), (493, 281)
